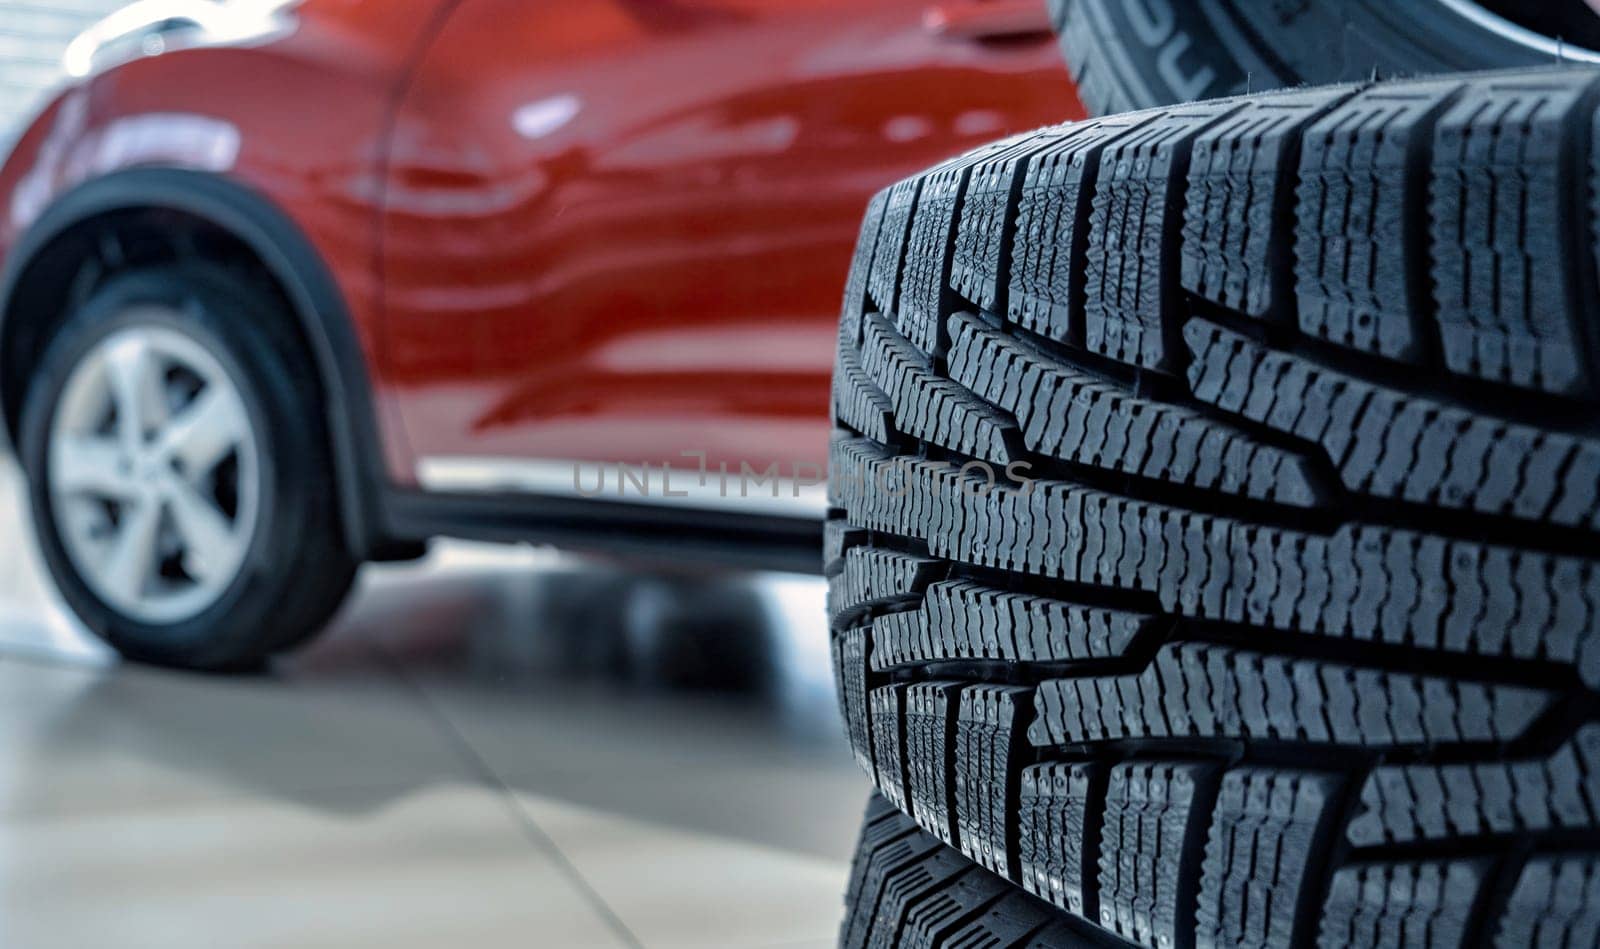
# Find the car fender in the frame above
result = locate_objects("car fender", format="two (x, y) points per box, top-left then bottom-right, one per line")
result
(0, 166), (389, 559)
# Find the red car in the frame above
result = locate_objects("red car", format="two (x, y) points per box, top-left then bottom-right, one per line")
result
(0, 0), (1081, 668)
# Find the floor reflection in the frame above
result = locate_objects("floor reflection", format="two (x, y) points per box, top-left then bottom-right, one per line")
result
(347, 548), (790, 693)
(0, 460), (863, 948)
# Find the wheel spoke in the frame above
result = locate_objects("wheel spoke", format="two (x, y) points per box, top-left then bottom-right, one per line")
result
(105, 338), (165, 456)
(165, 479), (237, 581)
(156, 385), (245, 477)
(53, 434), (135, 499)
(100, 498), (160, 603)
(52, 323), (258, 621)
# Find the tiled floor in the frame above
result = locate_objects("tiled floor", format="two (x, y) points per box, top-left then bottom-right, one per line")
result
(0, 461), (867, 948)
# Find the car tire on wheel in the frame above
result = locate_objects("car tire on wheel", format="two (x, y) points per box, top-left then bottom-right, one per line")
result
(830, 68), (1600, 947)
(19, 262), (357, 671)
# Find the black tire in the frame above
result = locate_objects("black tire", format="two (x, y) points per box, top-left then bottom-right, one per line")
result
(1050, 0), (1600, 116)
(828, 69), (1600, 948)
(841, 793), (1095, 947)
(19, 263), (357, 671)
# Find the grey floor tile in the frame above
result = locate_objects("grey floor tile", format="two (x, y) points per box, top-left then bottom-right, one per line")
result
(492, 757), (871, 863)
(0, 785), (629, 949)
(515, 791), (849, 949)
(0, 654), (475, 818)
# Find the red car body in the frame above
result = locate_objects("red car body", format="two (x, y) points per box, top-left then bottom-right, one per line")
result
(0, 0), (1080, 570)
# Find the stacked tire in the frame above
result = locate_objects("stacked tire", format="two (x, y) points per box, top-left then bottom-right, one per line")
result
(1049, 0), (1600, 117)
(827, 68), (1600, 948)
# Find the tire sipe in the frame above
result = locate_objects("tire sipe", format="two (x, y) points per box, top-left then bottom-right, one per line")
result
(829, 68), (1600, 947)
(19, 262), (357, 671)
(1051, 0), (1600, 117)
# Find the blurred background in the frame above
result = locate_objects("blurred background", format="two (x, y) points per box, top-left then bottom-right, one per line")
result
(0, 1), (123, 147)
(0, 0), (875, 899)
(0, 446), (869, 949)
(0, 13), (868, 934)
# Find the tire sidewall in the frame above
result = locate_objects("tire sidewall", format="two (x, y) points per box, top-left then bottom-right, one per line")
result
(1058, 0), (1592, 115)
(19, 265), (328, 668)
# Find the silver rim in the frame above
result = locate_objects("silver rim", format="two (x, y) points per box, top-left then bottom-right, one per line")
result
(47, 313), (260, 624)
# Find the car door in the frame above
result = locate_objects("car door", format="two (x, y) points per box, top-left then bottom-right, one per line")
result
(378, 0), (1079, 502)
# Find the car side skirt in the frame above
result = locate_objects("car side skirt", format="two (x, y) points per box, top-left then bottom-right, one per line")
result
(381, 488), (824, 575)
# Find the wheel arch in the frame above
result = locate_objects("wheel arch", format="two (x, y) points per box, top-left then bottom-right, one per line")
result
(0, 167), (394, 561)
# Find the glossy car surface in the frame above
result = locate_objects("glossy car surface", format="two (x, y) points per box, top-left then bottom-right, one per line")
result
(0, 0), (1081, 570)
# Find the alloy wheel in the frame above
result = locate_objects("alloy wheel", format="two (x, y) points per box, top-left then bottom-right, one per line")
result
(46, 313), (260, 624)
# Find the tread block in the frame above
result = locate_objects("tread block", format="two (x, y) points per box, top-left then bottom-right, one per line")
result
(828, 546), (945, 626)
(828, 430), (888, 510)
(1010, 114), (1152, 343)
(1431, 71), (1600, 396)
(1346, 724), (1600, 846)
(898, 133), (1045, 354)
(842, 188), (891, 346)
(823, 518), (867, 577)
(1098, 760), (1217, 949)
(1317, 859), (1487, 949)
(1196, 768), (1340, 949)
(1020, 761), (1103, 921)
(846, 795), (922, 915)
(950, 144), (1024, 316)
(866, 846), (975, 949)
(1030, 642), (1552, 748)
(1495, 855), (1600, 949)
(868, 177), (921, 319)
(870, 684), (910, 813)
(1185, 319), (1600, 530)
(955, 685), (1033, 877)
(839, 627), (874, 775)
(1085, 100), (1241, 369)
(833, 342), (895, 444)
(906, 681), (964, 847)
(935, 890), (1062, 948)
(1295, 79), (1465, 361)
(842, 797), (1081, 949)
(1182, 85), (1359, 317)
(898, 865), (1009, 948)
(860, 314), (1015, 463)
(950, 313), (1324, 506)
(898, 162), (971, 354)
(902, 870), (1011, 947)
(844, 814), (948, 949)
(830, 435), (1600, 683)
(951, 129), (1072, 316)
(870, 579), (1152, 670)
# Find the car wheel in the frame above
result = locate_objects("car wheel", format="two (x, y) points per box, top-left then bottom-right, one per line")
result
(829, 69), (1600, 947)
(19, 262), (357, 670)
(1050, 0), (1600, 116)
